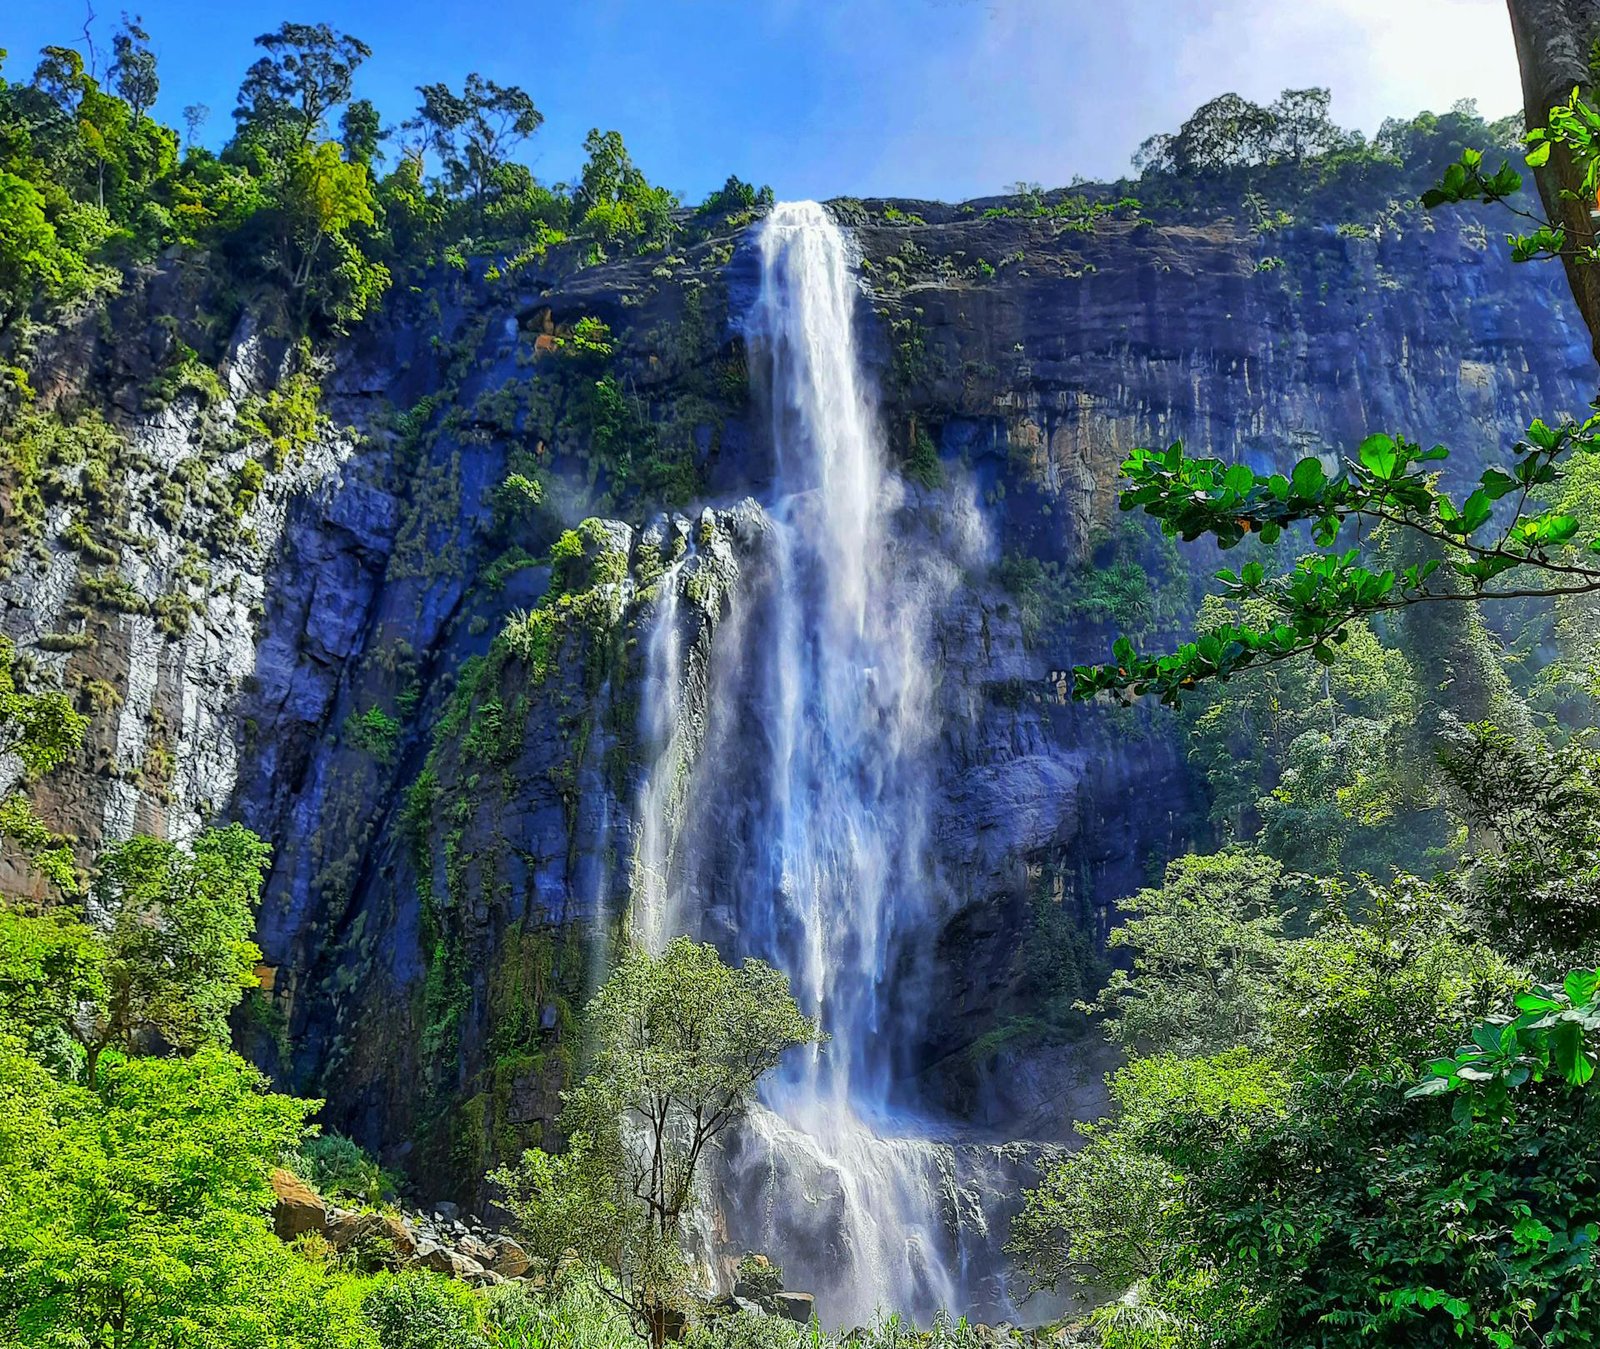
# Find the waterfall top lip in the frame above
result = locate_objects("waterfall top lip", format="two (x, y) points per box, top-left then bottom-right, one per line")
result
(758, 199), (839, 230)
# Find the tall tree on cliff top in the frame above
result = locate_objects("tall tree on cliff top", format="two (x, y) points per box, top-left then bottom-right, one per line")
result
(233, 22), (371, 154)
(409, 73), (542, 226)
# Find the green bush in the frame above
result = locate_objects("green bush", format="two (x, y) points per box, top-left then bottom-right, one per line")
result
(294, 1132), (399, 1208)
(345, 706), (403, 764)
(362, 1272), (481, 1349)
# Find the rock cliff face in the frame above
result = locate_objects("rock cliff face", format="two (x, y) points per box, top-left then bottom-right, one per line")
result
(2, 198), (1593, 1193)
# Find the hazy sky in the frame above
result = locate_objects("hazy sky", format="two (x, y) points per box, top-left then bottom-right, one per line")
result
(6, 0), (1525, 202)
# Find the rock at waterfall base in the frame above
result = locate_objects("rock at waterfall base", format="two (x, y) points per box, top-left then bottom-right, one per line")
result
(774, 1292), (815, 1325)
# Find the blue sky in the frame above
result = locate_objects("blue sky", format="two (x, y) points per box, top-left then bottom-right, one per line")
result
(7, 0), (1524, 202)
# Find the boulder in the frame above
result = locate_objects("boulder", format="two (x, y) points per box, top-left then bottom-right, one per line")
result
(487, 1236), (532, 1278)
(412, 1240), (486, 1280)
(382, 1214), (419, 1259)
(774, 1293), (815, 1325)
(458, 1235), (496, 1265)
(324, 1209), (418, 1269)
(325, 1209), (384, 1250)
(432, 1201), (460, 1223)
(270, 1169), (327, 1242)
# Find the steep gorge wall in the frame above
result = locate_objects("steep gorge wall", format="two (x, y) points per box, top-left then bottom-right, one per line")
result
(2, 200), (1592, 1192)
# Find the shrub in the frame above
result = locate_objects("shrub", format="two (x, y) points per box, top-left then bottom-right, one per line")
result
(362, 1272), (481, 1349)
(294, 1132), (399, 1208)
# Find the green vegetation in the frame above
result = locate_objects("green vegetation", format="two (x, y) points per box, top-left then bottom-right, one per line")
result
(1125, 86), (1520, 226)
(6, 20), (1600, 1349)
(1007, 819), (1593, 1347)
(1, 16), (698, 342)
(493, 937), (820, 1348)
(1074, 91), (1600, 706)
(346, 705), (404, 764)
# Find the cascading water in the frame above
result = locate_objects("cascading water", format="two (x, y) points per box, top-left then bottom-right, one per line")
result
(633, 202), (1015, 1325)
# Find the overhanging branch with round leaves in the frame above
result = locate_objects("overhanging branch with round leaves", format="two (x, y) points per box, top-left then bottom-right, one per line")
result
(1073, 417), (1600, 705)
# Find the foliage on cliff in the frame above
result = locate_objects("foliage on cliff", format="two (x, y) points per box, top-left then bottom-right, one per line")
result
(1127, 86), (1521, 224)
(1028, 73), (1600, 1349)
(1075, 88), (1600, 709)
(0, 18), (742, 342)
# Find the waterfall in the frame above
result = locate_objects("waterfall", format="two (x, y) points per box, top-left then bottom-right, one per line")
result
(633, 202), (1012, 1325)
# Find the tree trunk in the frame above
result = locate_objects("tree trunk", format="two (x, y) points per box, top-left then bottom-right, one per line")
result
(1507, 0), (1600, 355)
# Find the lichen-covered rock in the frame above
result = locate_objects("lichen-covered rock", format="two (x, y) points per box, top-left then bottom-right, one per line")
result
(487, 1236), (532, 1278)
(412, 1240), (487, 1280)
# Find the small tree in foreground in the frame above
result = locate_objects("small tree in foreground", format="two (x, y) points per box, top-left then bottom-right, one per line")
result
(492, 937), (820, 1348)
(0, 824), (271, 1084)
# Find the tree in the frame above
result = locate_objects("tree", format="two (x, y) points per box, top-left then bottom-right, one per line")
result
(0, 1041), (373, 1349)
(0, 907), (103, 1071)
(1438, 722), (1600, 968)
(1271, 878), (1519, 1074)
(409, 74), (542, 225)
(0, 635), (89, 893)
(1178, 598), (1424, 850)
(279, 139), (382, 289)
(68, 823), (271, 1082)
(181, 101), (208, 150)
(1006, 1046), (1288, 1343)
(0, 170), (72, 321)
(493, 938), (819, 1347)
(339, 97), (382, 169)
(233, 22), (371, 152)
(1166, 92), (1277, 174)
(109, 13), (157, 123)
(574, 129), (678, 253)
(0, 636), (88, 776)
(1264, 87), (1349, 163)
(1079, 850), (1291, 1056)
(1505, 0), (1600, 360)
(1011, 885), (1536, 1349)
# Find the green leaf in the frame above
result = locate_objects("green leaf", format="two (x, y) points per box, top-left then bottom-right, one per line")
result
(1459, 489), (1493, 534)
(1564, 969), (1600, 1008)
(1542, 514), (1580, 545)
(1221, 464), (1255, 497)
(1290, 456), (1326, 498)
(1358, 433), (1398, 479)
(1527, 140), (1552, 167)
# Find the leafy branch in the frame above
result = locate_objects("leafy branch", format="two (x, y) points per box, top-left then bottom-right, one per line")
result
(1411, 967), (1600, 1111)
(1073, 419), (1600, 705)
(1423, 89), (1600, 266)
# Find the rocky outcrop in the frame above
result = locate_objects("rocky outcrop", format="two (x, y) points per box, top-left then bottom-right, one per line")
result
(269, 1168), (329, 1242)
(3, 196), (1593, 1202)
(268, 1170), (529, 1288)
